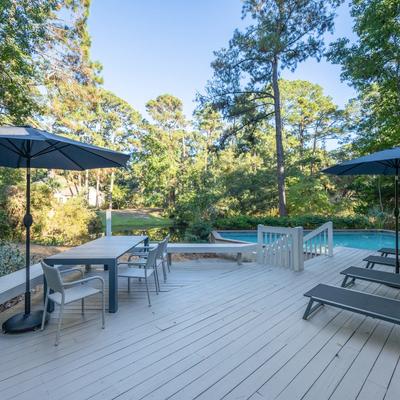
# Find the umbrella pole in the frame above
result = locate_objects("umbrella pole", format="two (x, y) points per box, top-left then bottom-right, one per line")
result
(396, 168), (399, 274)
(24, 157), (32, 314)
(2, 142), (47, 333)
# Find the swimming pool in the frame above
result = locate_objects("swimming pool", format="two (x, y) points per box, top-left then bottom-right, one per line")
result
(216, 230), (396, 251)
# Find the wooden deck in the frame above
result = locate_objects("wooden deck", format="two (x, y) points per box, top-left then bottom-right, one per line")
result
(1, 246), (400, 400)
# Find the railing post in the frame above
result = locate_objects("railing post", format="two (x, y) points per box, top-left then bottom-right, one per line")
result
(257, 224), (264, 264)
(292, 227), (304, 272)
(327, 221), (333, 257)
(106, 209), (112, 236)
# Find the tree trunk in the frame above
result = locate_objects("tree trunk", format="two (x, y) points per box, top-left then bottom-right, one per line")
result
(272, 57), (287, 216)
(310, 133), (317, 176)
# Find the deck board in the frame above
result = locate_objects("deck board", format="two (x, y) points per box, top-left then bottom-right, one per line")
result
(0, 247), (400, 399)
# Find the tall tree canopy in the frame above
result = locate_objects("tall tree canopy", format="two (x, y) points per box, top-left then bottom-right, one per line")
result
(202, 0), (342, 216)
(328, 0), (400, 152)
(0, 0), (60, 124)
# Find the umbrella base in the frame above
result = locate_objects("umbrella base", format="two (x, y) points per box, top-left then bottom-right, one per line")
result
(2, 310), (49, 333)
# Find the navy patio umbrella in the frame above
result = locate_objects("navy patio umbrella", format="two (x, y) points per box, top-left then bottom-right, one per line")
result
(0, 126), (130, 333)
(323, 147), (400, 274)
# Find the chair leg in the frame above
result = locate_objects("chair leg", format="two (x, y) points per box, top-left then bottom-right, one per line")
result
(162, 260), (167, 283)
(153, 272), (158, 294)
(154, 267), (160, 293)
(81, 298), (85, 315)
(167, 254), (172, 271)
(101, 292), (105, 329)
(41, 293), (49, 331)
(145, 277), (151, 307)
(128, 277), (131, 292)
(55, 301), (64, 346)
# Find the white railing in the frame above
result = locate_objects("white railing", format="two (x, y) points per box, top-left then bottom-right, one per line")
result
(303, 221), (333, 261)
(257, 225), (304, 271)
(257, 221), (334, 271)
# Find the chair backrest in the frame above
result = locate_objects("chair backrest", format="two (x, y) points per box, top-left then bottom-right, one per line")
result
(146, 246), (158, 269)
(163, 234), (170, 255)
(158, 235), (170, 257)
(41, 261), (64, 293)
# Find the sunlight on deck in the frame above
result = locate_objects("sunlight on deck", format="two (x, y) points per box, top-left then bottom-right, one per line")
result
(0, 247), (400, 400)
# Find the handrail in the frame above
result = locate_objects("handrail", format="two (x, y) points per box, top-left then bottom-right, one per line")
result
(303, 221), (333, 260)
(257, 224), (303, 271)
(257, 221), (333, 270)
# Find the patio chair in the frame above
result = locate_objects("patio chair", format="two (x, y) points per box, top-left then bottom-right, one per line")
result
(117, 246), (159, 306)
(127, 235), (170, 282)
(41, 261), (105, 346)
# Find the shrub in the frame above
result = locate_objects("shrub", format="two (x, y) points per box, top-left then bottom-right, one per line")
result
(39, 197), (102, 246)
(213, 214), (372, 230)
(0, 241), (24, 278)
(184, 220), (213, 242)
(4, 183), (102, 245)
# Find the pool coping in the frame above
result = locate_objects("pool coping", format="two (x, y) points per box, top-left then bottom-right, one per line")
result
(211, 228), (397, 245)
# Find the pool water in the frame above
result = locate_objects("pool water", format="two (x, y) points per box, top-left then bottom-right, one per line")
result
(218, 231), (396, 251)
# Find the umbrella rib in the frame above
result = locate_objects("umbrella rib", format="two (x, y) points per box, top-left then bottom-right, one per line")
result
(70, 145), (128, 168)
(57, 148), (86, 170)
(0, 141), (23, 156)
(6, 139), (25, 156)
(334, 163), (363, 175)
(31, 142), (71, 158)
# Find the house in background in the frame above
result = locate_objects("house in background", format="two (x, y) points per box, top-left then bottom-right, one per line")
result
(54, 185), (105, 207)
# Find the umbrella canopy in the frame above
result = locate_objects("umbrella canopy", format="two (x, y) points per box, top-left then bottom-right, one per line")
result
(0, 126), (129, 169)
(0, 125), (130, 333)
(323, 147), (400, 176)
(323, 147), (400, 274)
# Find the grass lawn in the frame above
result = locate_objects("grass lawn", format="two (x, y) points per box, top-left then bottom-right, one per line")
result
(99, 209), (173, 231)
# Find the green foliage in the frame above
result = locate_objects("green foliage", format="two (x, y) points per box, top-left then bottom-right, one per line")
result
(0, 240), (24, 278)
(0, 0), (60, 124)
(328, 0), (400, 152)
(39, 197), (102, 246)
(98, 210), (172, 230)
(184, 220), (213, 242)
(4, 182), (101, 245)
(214, 214), (372, 230)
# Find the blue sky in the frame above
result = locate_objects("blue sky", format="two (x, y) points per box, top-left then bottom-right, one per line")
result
(89, 0), (356, 119)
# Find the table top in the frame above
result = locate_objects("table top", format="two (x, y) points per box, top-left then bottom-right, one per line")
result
(44, 235), (147, 265)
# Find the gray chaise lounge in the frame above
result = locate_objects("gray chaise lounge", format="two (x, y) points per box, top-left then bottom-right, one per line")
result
(303, 284), (400, 325)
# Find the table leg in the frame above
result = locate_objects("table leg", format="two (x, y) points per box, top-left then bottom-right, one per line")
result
(108, 261), (118, 313)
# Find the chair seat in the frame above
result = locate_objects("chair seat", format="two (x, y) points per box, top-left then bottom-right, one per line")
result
(118, 266), (155, 279)
(48, 285), (101, 305)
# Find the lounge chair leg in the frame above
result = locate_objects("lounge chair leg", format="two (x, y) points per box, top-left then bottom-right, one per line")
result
(128, 277), (131, 292)
(303, 298), (324, 320)
(341, 276), (356, 287)
(81, 298), (84, 315)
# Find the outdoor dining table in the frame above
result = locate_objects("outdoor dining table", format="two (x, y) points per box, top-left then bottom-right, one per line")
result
(44, 235), (148, 313)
